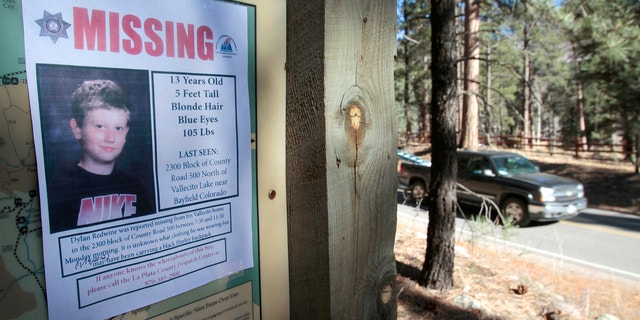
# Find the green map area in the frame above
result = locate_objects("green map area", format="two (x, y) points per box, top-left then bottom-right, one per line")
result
(0, 2), (48, 319)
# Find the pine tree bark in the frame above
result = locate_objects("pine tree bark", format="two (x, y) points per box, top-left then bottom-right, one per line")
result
(420, 79), (431, 143)
(403, 2), (413, 140)
(419, 0), (458, 291)
(522, 0), (531, 148)
(460, 0), (480, 150)
(574, 60), (588, 151)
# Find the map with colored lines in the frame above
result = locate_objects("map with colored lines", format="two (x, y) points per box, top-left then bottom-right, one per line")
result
(0, 1), (48, 319)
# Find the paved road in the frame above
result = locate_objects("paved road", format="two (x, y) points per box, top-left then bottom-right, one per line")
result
(397, 203), (640, 281)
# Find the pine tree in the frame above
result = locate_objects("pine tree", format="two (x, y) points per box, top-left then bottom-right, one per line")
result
(418, 0), (458, 291)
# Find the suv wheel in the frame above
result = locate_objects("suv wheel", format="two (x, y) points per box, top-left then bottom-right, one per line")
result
(501, 197), (531, 227)
(410, 180), (427, 201)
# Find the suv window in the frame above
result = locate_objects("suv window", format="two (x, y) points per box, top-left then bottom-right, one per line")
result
(492, 155), (539, 175)
(457, 154), (470, 173)
(467, 156), (491, 175)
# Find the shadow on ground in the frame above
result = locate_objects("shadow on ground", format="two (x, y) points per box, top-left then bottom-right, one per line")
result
(396, 261), (506, 320)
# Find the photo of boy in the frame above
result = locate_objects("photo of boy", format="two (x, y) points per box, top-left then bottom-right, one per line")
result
(40, 66), (156, 233)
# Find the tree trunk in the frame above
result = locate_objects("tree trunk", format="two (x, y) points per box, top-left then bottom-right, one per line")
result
(286, 0), (397, 318)
(484, 43), (493, 144)
(403, 1), (413, 141)
(575, 60), (588, 151)
(419, 0), (458, 291)
(421, 75), (431, 143)
(633, 132), (640, 174)
(460, 0), (480, 150)
(522, 0), (531, 148)
(522, 48), (531, 147)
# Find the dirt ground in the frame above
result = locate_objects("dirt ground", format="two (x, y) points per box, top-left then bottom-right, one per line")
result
(395, 150), (640, 319)
(395, 223), (640, 319)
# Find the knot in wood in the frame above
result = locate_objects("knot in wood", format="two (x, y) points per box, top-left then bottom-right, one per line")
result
(380, 284), (392, 304)
(335, 86), (372, 168)
(349, 104), (362, 130)
(344, 101), (366, 149)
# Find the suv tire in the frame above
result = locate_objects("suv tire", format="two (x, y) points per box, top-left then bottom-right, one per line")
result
(410, 180), (427, 201)
(501, 197), (531, 227)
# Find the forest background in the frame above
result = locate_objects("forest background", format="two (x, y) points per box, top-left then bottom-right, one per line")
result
(393, 0), (640, 315)
(395, 0), (640, 166)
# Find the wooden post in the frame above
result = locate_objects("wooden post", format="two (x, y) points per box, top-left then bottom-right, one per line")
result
(286, 0), (398, 319)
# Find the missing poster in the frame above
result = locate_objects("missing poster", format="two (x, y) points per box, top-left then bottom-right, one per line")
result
(22, 1), (254, 319)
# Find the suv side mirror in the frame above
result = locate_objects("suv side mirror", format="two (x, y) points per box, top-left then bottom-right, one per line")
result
(482, 169), (495, 177)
